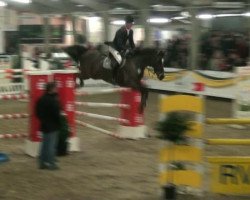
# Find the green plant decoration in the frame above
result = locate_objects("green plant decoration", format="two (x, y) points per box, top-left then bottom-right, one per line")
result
(156, 112), (192, 143)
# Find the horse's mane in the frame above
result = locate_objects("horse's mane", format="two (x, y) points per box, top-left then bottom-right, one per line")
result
(63, 45), (89, 63)
(133, 48), (159, 56)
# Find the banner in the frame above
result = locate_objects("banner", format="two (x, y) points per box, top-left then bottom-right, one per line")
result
(236, 67), (250, 118)
(145, 68), (239, 99)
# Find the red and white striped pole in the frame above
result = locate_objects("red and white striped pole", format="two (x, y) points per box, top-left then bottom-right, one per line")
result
(117, 90), (147, 139)
(53, 70), (80, 151)
(25, 71), (52, 157)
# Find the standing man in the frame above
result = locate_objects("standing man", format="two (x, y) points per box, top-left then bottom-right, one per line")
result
(111, 15), (136, 83)
(36, 82), (61, 170)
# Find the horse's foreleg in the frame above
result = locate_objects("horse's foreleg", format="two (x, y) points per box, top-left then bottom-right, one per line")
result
(139, 86), (148, 113)
(80, 78), (84, 87)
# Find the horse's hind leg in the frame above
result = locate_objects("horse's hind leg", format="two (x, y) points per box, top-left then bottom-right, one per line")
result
(140, 86), (148, 113)
(80, 78), (84, 87)
(75, 75), (84, 88)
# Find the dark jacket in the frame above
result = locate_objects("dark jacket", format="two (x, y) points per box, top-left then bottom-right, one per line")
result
(113, 26), (135, 52)
(35, 93), (61, 133)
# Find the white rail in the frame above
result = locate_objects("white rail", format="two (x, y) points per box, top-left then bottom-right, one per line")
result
(75, 102), (130, 109)
(0, 133), (27, 139)
(0, 93), (28, 100)
(0, 113), (29, 120)
(76, 87), (130, 96)
(76, 120), (119, 138)
(76, 111), (129, 124)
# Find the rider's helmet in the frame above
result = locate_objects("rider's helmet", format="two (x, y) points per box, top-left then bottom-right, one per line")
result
(125, 15), (134, 24)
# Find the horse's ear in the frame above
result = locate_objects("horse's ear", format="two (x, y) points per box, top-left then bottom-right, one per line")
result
(157, 50), (164, 57)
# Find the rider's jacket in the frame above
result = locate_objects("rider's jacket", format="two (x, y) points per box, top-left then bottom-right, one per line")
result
(113, 26), (135, 52)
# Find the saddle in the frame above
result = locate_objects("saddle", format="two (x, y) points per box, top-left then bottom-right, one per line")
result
(103, 42), (125, 84)
(103, 42), (122, 69)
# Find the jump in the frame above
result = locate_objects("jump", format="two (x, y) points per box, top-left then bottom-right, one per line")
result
(63, 45), (165, 112)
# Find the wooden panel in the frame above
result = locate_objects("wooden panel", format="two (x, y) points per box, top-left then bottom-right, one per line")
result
(159, 146), (202, 162)
(186, 121), (203, 138)
(159, 170), (202, 188)
(207, 156), (250, 195)
(159, 95), (204, 113)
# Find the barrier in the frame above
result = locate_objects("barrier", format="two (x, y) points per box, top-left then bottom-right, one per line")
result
(205, 117), (250, 195)
(158, 94), (204, 196)
(0, 133), (27, 139)
(0, 84), (26, 95)
(0, 113), (29, 120)
(76, 87), (130, 96)
(0, 84), (28, 141)
(75, 87), (147, 139)
(1, 70), (147, 157)
(76, 120), (119, 138)
(0, 68), (39, 94)
(158, 94), (250, 196)
(207, 139), (250, 145)
(75, 101), (130, 109)
(0, 93), (28, 100)
(206, 118), (250, 124)
(76, 111), (129, 124)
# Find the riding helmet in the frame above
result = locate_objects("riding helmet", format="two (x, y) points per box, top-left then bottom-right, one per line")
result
(125, 15), (134, 24)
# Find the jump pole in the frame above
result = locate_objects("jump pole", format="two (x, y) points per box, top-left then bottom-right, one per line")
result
(206, 118), (250, 125)
(53, 70), (80, 151)
(117, 89), (147, 139)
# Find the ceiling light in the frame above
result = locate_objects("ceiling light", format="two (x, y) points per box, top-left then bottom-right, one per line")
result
(10, 0), (32, 3)
(76, 4), (84, 7)
(0, 1), (7, 6)
(243, 12), (250, 17)
(172, 16), (186, 20)
(197, 14), (214, 19)
(215, 13), (242, 17)
(147, 18), (171, 24)
(111, 20), (125, 25)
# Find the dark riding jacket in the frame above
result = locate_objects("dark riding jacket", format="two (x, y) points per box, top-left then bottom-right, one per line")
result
(113, 26), (135, 52)
(35, 93), (61, 133)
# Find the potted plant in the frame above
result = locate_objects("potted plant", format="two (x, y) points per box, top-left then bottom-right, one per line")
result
(156, 112), (192, 200)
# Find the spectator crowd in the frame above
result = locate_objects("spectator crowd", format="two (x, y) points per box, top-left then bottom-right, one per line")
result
(163, 31), (249, 71)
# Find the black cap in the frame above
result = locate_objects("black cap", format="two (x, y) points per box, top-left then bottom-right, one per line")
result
(125, 15), (134, 24)
(45, 82), (57, 93)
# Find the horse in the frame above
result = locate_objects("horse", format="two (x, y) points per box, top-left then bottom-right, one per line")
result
(63, 45), (165, 112)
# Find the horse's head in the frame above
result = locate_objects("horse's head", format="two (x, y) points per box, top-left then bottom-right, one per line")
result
(63, 45), (88, 63)
(134, 48), (165, 80)
(151, 50), (165, 80)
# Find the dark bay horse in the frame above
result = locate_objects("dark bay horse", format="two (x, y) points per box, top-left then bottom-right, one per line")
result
(63, 45), (165, 112)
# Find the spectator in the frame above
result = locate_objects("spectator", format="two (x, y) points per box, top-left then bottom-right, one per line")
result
(35, 82), (61, 170)
(164, 31), (249, 71)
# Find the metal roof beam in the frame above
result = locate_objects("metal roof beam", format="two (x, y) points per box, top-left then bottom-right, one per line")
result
(71, 0), (109, 12)
(118, 0), (150, 9)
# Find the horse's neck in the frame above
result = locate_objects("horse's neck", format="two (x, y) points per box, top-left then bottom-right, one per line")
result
(135, 55), (151, 72)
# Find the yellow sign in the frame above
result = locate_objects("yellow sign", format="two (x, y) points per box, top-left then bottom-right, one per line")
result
(208, 157), (250, 195)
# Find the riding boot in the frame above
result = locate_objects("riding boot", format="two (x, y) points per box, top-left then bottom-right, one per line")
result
(112, 65), (118, 84)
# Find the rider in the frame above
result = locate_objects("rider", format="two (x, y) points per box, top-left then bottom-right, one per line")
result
(111, 15), (136, 83)
(113, 15), (135, 55)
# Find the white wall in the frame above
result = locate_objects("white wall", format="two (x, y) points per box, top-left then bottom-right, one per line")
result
(86, 17), (104, 44)
(0, 7), (18, 53)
